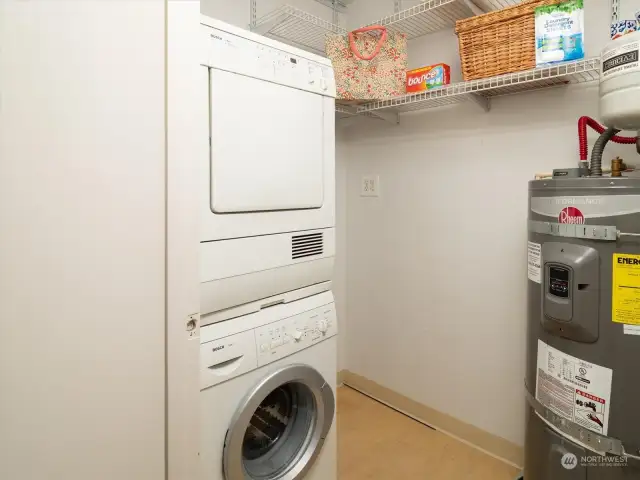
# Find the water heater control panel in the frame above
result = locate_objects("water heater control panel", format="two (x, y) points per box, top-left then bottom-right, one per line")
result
(542, 242), (600, 342)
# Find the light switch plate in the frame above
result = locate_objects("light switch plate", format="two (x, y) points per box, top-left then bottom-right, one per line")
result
(361, 175), (380, 197)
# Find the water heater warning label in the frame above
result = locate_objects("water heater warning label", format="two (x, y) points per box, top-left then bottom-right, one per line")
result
(528, 241), (542, 283)
(536, 340), (613, 435)
(612, 253), (640, 325)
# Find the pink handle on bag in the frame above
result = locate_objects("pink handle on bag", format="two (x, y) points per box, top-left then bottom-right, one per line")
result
(348, 25), (388, 61)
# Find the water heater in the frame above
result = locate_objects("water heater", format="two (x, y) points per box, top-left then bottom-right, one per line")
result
(523, 29), (640, 477)
(524, 178), (640, 479)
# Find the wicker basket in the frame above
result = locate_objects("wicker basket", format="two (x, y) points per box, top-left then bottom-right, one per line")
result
(456, 0), (566, 81)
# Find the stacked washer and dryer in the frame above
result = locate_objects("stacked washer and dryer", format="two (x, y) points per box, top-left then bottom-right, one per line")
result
(198, 17), (338, 480)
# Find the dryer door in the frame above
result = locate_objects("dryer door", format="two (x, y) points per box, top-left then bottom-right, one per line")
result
(204, 66), (335, 242)
(210, 70), (324, 214)
(223, 365), (335, 480)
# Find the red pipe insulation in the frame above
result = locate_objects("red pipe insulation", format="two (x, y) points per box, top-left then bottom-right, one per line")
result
(578, 116), (636, 161)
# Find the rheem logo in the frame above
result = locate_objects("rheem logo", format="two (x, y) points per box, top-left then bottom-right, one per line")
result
(559, 206), (585, 224)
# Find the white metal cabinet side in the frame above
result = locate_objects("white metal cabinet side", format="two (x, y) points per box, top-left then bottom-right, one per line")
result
(0, 1), (166, 479)
(167, 2), (204, 480)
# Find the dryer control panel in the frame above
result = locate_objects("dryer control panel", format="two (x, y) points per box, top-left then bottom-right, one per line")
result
(203, 25), (336, 97)
(255, 303), (337, 366)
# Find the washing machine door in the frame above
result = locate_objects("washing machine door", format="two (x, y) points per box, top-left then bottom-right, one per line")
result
(223, 364), (335, 480)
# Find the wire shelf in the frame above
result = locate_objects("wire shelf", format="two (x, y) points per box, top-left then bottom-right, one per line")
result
(357, 58), (600, 115)
(250, 1), (529, 55)
(371, 0), (477, 38)
(251, 5), (346, 56)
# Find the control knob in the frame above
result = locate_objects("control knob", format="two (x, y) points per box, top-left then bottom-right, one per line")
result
(317, 319), (329, 334)
(293, 331), (303, 342)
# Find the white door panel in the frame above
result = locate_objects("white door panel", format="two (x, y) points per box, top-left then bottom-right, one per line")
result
(210, 70), (324, 213)
(200, 71), (335, 242)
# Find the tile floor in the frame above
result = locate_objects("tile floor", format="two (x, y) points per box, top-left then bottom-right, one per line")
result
(337, 386), (520, 480)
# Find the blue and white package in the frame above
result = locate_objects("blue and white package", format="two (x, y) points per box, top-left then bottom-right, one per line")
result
(611, 19), (637, 39)
(535, 0), (585, 66)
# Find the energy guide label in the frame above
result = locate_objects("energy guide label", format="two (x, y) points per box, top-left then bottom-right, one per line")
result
(612, 254), (640, 325)
(528, 241), (541, 284)
(536, 340), (612, 435)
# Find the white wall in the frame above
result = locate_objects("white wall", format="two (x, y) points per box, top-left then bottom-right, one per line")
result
(0, 2), (166, 479)
(340, 0), (640, 448)
(202, 0), (250, 27)
(335, 134), (349, 371)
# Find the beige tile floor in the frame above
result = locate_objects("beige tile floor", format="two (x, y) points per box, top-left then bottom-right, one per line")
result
(337, 386), (520, 480)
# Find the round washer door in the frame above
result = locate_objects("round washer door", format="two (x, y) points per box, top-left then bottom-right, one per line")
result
(223, 364), (335, 480)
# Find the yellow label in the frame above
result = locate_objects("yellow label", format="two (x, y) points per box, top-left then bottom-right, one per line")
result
(612, 253), (640, 325)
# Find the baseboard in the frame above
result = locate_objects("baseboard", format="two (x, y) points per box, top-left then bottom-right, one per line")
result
(340, 370), (524, 469)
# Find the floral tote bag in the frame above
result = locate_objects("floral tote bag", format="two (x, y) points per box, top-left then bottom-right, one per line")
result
(326, 25), (407, 101)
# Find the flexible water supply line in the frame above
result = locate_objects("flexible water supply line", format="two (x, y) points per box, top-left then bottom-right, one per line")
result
(590, 128), (621, 177)
(578, 116), (636, 162)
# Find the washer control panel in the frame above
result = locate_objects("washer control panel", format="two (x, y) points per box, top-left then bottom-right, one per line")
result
(255, 302), (337, 366)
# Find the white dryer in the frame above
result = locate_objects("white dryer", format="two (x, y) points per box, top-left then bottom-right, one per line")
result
(200, 292), (337, 480)
(199, 17), (336, 324)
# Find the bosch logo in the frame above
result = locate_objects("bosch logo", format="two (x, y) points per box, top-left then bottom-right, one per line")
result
(559, 206), (585, 224)
(210, 34), (223, 41)
(212, 345), (225, 352)
(618, 257), (640, 265)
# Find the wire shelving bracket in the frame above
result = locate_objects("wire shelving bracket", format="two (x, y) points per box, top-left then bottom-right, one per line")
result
(337, 104), (400, 124)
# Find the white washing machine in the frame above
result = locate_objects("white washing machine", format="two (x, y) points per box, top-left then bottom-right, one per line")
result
(200, 292), (338, 480)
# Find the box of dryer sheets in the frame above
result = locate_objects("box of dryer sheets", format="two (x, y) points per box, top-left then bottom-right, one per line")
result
(535, 0), (584, 66)
(406, 64), (450, 93)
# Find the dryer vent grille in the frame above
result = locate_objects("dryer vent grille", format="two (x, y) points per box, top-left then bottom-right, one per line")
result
(291, 232), (323, 260)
